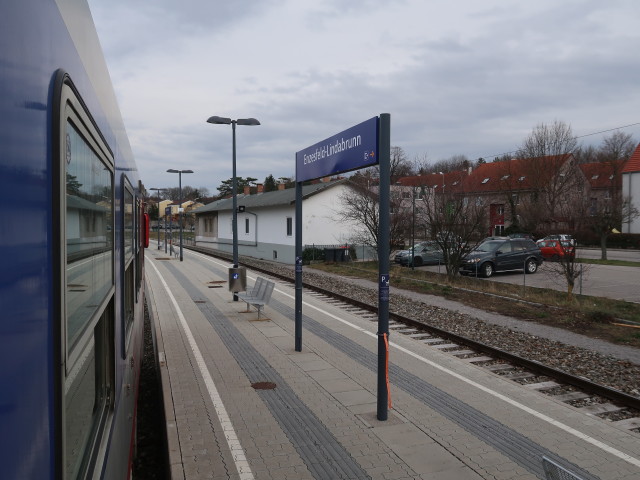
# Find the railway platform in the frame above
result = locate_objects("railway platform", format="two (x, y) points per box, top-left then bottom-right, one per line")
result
(144, 247), (640, 480)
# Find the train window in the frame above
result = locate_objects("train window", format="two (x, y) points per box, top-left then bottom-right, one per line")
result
(64, 301), (113, 478)
(56, 73), (115, 479)
(64, 119), (114, 354)
(122, 178), (136, 346)
(124, 184), (134, 261)
(124, 262), (134, 338)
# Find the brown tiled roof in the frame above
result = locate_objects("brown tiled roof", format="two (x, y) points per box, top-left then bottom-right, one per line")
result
(578, 161), (623, 189)
(622, 143), (640, 173)
(460, 154), (573, 193)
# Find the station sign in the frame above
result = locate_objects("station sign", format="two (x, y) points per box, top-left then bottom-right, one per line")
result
(296, 116), (379, 182)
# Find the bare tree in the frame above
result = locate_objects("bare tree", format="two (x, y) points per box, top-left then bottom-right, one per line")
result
(601, 130), (636, 163)
(518, 120), (578, 159)
(390, 146), (416, 182)
(419, 188), (487, 279)
(578, 131), (638, 259)
(544, 245), (586, 301)
(336, 176), (410, 259)
(516, 121), (584, 230)
(585, 191), (639, 260)
(428, 155), (471, 175)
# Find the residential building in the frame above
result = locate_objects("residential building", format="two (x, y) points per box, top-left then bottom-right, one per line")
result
(395, 154), (600, 237)
(579, 160), (624, 217)
(622, 143), (640, 233)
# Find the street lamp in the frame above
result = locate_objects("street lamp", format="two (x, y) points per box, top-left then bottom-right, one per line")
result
(166, 169), (194, 261)
(149, 187), (166, 250)
(438, 171), (445, 194)
(206, 116), (260, 301)
(411, 186), (417, 270)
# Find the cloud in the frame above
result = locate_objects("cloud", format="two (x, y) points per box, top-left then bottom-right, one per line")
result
(88, 0), (640, 195)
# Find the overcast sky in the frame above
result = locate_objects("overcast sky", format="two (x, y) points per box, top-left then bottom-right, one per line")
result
(87, 0), (640, 197)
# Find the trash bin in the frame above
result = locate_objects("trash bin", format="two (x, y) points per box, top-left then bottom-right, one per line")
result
(228, 267), (247, 292)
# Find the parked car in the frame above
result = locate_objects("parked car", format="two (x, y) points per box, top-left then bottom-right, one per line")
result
(536, 234), (574, 246)
(459, 237), (543, 278)
(537, 240), (575, 261)
(508, 232), (535, 240)
(394, 241), (444, 266)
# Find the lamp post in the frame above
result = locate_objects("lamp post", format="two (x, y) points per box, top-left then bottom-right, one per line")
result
(206, 116), (260, 301)
(438, 171), (445, 194)
(411, 186), (416, 270)
(166, 169), (194, 261)
(149, 188), (165, 250)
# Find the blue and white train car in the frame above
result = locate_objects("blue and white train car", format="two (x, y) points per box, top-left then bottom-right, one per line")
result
(1, 1), (148, 478)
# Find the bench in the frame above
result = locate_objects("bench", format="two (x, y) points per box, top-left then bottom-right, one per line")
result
(237, 277), (275, 320)
(542, 456), (585, 480)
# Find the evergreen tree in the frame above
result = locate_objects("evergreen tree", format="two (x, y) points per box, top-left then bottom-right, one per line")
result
(264, 174), (277, 192)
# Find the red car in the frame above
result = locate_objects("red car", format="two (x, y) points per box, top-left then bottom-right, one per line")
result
(538, 240), (575, 260)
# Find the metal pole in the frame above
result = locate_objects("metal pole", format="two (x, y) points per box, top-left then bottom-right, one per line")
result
(411, 187), (415, 270)
(377, 113), (391, 421)
(179, 172), (184, 261)
(164, 211), (167, 254)
(157, 190), (162, 249)
(295, 180), (303, 351)
(232, 121), (239, 300)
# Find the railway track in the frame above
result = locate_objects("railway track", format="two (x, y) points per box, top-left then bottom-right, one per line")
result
(187, 245), (640, 432)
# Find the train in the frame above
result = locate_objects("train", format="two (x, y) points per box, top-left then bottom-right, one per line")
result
(1, 1), (149, 478)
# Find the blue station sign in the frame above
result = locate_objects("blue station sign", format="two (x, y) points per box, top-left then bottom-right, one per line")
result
(296, 116), (379, 182)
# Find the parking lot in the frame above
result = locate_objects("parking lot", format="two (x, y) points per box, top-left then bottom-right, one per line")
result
(415, 251), (640, 303)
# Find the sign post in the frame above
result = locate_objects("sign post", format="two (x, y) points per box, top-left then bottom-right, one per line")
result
(295, 114), (391, 420)
(377, 113), (390, 420)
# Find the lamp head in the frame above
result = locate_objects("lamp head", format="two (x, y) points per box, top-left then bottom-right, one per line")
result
(207, 116), (232, 125)
(236, 118), (260, 126)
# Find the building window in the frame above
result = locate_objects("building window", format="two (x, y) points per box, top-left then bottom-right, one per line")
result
(245, 218), (249, 234)
(286, 217), (292, 236)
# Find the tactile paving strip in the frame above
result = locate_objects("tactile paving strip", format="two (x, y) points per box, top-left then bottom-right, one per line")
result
(169, 266), (372, 480)
(265, 298), (600, 480)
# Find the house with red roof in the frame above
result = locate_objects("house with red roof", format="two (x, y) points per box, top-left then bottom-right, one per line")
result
(458, 154), (585, 235)
(622, 143), (640, 233)
(396, 154), (596, 237)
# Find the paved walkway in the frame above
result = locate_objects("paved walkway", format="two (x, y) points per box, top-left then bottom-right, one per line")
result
(145, 247), (640, 479)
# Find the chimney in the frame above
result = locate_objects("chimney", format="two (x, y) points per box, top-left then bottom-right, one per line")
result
(278, 183), (286, 190)
(243, 185), (250, 195)
(257, 183), (263, 193)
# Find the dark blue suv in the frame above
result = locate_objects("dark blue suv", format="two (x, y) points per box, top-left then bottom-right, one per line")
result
(460, 238), (543, 278)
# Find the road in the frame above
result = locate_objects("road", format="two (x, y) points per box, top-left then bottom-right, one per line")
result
(576, 247), (640, 262)
(418, 253), (640, 303)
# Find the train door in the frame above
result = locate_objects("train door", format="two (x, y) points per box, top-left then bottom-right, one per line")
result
(54, 72), (115, 479)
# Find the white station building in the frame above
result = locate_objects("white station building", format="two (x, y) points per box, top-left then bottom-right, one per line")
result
(192, 180), (363, 263)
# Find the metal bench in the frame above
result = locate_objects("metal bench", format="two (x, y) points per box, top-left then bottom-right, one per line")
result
(542, 456), (585, 480)
(237, 277), (275, 320)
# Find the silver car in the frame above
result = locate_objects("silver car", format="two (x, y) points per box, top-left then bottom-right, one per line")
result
(394, 241), (444, 267)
